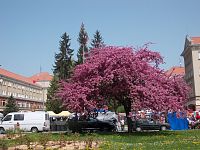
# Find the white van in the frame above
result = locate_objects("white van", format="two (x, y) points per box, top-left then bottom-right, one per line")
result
(0, 111), (50, 133)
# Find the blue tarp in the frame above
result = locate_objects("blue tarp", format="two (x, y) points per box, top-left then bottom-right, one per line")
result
(167, 112), (188, 130)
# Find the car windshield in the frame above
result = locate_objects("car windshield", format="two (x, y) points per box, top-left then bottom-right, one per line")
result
(2, 115), (12, 121)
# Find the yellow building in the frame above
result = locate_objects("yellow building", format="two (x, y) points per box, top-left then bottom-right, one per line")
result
(181, 36), (200, 110)
(0, 68), (52, 112)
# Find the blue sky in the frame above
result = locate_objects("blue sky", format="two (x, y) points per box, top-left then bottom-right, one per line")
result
(0, 0), (200, 76)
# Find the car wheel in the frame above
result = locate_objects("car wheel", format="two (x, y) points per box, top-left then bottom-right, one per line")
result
(102, 128), (108, 132)
(0, 127), (5, 134)
(161, 126), (167, 131)
(136, 127), (142, 132)
(31, 127), (38, 133)
(112, 127), (117, 132)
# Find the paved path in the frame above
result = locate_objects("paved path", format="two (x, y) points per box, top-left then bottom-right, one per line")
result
(0, 134), (6, 139)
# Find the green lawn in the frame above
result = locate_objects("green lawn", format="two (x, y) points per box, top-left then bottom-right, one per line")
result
(99, 130), (200, 149)
(1, 130), (200, 149)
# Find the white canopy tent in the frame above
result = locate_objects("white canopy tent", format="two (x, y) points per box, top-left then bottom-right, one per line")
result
(47, 111), (71, 117)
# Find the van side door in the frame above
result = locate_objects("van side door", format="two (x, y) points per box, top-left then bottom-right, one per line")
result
(13, 114), (24, 131)
(1, 114), (14, 130)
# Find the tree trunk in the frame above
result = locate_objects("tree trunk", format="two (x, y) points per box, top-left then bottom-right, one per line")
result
(126, 114), (132, 133)
(123, 100), (132, 133)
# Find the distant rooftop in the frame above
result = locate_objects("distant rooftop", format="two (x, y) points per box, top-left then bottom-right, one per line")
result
(0, 68), (36, 85)
(190, 37), (200, 44)
(165, 66), (185, 76)
(181, 36), (200, 56)
(0, 67), (52, 85)
(29, 72), (53, 82)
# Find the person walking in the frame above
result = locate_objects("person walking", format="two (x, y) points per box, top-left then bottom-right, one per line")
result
(120, 118), (125, 131)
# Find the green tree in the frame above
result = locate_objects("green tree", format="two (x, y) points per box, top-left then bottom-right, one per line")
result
(53, 32), (74, 80)
(47, 32), (74, 113)
(77, 23), (89, 65)
(3, 95), (19, 115)
(46, 76), (63, 113)
(91, 30), (104, 48)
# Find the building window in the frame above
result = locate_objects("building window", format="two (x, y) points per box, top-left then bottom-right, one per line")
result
(1, 100), (6, 106)
(7, 92), (11, 96)
(3, 81), (6, 86)
(8, 82), (12, 87)
(13, 93), (17, 97)
(18, 102), (22, 108)
(2, 91), (7, 96)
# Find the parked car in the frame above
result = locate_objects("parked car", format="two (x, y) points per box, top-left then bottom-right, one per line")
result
(96, 112), (118, 122)
(0, 111), (50, 133)
(132, 119), (170, 132)
(68, 116), (116, 133)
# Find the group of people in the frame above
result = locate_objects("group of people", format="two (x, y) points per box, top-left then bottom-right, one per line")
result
(187, 110), (200, 129)
(127, 110), (167, 124)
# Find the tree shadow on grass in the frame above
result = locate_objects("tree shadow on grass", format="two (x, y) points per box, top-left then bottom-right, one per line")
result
(62, 130), (178, 137)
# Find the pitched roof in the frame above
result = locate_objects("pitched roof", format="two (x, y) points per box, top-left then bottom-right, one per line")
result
(0, 68), (37, 85)
(181, 36), (200, 56)
(191, 37), (200, 44)
(165, 66), (185, 76)
(29, 72), (53, 82)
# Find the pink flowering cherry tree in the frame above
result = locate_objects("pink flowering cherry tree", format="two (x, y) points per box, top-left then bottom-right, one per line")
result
(58, 46), (189, 132)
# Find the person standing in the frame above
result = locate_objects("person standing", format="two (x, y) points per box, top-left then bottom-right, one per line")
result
(120, 118), (125, 131)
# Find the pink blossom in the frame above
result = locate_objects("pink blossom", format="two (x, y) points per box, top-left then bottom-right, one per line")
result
(58, 46), (190, 113)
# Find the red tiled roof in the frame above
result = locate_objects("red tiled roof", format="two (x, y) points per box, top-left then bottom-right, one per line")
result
(165, 66), (185, 76)
(0, 68), (37, 85)
(191, 37), (200, 44)
(29, 72), (53, 82)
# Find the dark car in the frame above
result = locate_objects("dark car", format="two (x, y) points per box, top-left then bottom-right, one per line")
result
(68, 117), (116, 133)
(132, 119), (170, 132)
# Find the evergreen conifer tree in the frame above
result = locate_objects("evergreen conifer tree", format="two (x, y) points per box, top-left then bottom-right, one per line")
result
(46, 75), (63, 113)
(46, 32), (74, 113)
(53, 32), (74, 80)
(91, 30), (104, 48)
(3, 95), (19, 115)
(77, 23), (89, 64)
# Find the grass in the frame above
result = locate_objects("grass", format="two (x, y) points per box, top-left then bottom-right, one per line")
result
(99, 130), (200, 149)
(1, 130), (200, 149)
